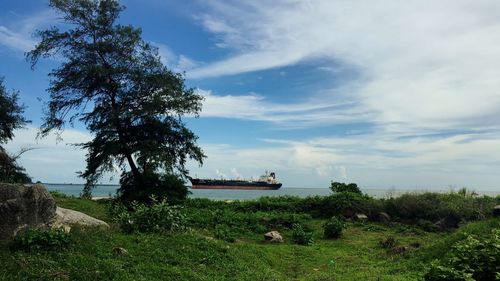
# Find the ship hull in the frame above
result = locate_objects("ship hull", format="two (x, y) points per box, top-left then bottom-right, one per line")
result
(190, 179), (282, 190)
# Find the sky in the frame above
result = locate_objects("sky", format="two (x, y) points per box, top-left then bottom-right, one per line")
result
(1, 0), (500, 190)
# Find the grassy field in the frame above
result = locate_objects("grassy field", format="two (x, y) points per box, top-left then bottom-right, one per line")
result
(0, 194), (498, 281)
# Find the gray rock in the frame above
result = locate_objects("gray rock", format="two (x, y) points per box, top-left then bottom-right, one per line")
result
(493, 205), (500, 217)
(379, 212), (391, 223)
(354, 213), (368, 221)
(264, 231), (284, 243)
(0, 183), (56, 240)
(113, 247), (129, 256)
(51, 207), (109, 229)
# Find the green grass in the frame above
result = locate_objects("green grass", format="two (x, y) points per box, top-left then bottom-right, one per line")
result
(0, 195), (498, 281)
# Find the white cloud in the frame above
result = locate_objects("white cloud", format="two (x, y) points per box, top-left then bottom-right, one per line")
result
(3, 126), (120, 184)
(189, 0), (500, 134)
(230, 168), (242, 179)
(3, 126), (92, 183)
(152, 41), (199, 72)
(0, 10), (55, 53)
(189, 131), (500, 190)
(5, 126), (500, 190)
(0, 26), (36, 53)
(197, 88), (372, 127)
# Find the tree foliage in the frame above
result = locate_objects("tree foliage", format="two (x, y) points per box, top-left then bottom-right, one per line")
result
(330, 182), (362, 194)
(424, 229), (500, 281)
(27, 0), (205, 199)
(0, 77), (29, 144)
(0, 77), (31, 183)
(0, 147), (32, 184)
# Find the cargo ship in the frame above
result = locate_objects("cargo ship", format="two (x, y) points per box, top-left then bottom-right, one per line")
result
(189, 171), (282, 190)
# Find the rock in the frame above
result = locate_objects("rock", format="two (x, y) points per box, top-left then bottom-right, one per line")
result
(51, 207), (109, 229)
(0, 183), (56, 240)
(493, 205), (500, 217)
(379, 212), (391, 223)
(341, 209), (356, 219)
(354, 213), (368, 221)
(264, 231), (284, 243)
(434, 215), (460, 230)
(113, 247), (129, 256)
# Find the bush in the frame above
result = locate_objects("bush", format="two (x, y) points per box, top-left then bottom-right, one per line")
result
(13, 228), (70, 251)
(330, 182), (361, 194)
(379, 236), (399, 249)
(291, 223), (314, 246)
(323, 216), (345, 239)
(201, 193), (382, 220)
(234, 196), (303, 213)
(118, 171), (189, 204)
(383, 192), (498, 224)
(424, 229), (500, 281)
(214, 225), (236, 243)
(183, 206), (311, 233)
(114, 197), (186, 233)
(302, 192), (382, 219)
(416, 219), (439, 232)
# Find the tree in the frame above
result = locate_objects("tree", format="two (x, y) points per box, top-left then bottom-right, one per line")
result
(0, 147), (33, 184)
(330, 182), (361, 194)
(27, 0), (205, 199)
(0, 77), (29, 144)
(0, 78), (31, 183)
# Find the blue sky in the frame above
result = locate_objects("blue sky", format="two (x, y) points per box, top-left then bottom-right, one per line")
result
(1, 0), (500, 190)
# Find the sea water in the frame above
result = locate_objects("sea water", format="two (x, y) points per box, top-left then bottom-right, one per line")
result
(45, 183), (500, 200)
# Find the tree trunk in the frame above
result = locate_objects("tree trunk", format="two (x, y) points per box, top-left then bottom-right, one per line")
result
(125, 152), (140, 178)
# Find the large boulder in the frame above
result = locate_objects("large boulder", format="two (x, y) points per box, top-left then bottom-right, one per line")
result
(51, 207), (109, 230)
(0, 183), (56, 240)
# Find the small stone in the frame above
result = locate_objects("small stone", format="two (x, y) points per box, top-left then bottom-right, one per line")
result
(113, 247), (129, 256)
(264, 231), (284, 243)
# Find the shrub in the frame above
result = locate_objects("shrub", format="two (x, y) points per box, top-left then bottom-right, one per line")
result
(416, 219), (439, 232)
(234, 196), (303, 213)
(291, 223), (314, 246)
(49, 190), (71, 199)
(114, 197), (186, 233)
(202, 193), (382, 220)
(118, 172), (189, 204)
(379, 236), (399, 249)
(305, 192), (381, 219)
(383, 192), (498, 224)
(330, 182), (361, 194)
(323, 216), (345, 239)
(13, 228), (70, 251)
(183, 205), (311, 234)
(214, 225), (236, 243)
(424, 229), (500, 281)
